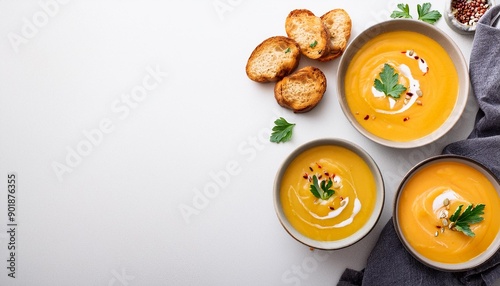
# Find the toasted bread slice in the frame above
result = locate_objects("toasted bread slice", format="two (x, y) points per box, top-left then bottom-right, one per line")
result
(245, 36), (301, 83)
(274, 66), (327, 113)
(285, 9), (330, 60)
(319, 9), (352, 62)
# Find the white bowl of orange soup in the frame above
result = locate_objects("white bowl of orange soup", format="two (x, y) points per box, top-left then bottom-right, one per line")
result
(337, 19), (469, 148)
(394, 155), (500, 271)
(274, 138), (385, 249)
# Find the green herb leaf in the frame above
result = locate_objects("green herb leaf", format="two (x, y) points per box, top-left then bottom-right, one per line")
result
(310, 175), (335, 200)
(270, 117), (295, 143)
(449, 204), (463, 222)
(284, 47), (291, 54)
(374, 63), (407, 99)
(390, 3), (441, 24)
(310, 175), (322, 199)
(309, 40), (318, 48)
(449, 204), (485, 237)
(390, 3), (412, 19)
(417, 2), (442, 24)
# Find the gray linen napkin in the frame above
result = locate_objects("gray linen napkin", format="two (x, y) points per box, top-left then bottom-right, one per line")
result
(338, 5), (500, 286)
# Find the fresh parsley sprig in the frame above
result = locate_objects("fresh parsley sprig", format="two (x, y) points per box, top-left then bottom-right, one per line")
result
(390, 2), (442, 24)
(270, 117), (295, 143)
(449, 204), (485, 237)
(310, 175), (335, 200)
(390, 3), (411, 19)
(417, 3), (442, 24)
(374, 63), (407, 99)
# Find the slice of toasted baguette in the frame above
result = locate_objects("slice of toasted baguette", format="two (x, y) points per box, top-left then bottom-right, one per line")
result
(318, 9), (352, 62)
(285, 9), (330, 60)
(246, 36), (301, 83)
(274, 66), (327, 113)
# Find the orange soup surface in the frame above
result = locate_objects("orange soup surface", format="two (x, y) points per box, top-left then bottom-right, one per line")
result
(280, 145), (377, 241)
(398, 161), (500, 264)
(345, 31), (459, 141)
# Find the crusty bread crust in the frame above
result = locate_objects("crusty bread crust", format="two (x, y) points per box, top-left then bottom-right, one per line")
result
(319, 9), (352, 62)
(246, 36), (301, 82)
(285, 9), (330, 60)
(274, 66), (327, 113)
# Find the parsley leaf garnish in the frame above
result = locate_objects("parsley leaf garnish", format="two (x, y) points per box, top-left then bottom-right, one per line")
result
(310, 175), (335, 200)
(309, 40), (318, 48)
(390, 3), (412, 19)
(390, 3), (442, 24)
(284, 47), (291, 54)
(449, 204), (485, 237)
(270, 117), (295, 143)
(417, 2), (442, 24)
(374, 63), (407, 99)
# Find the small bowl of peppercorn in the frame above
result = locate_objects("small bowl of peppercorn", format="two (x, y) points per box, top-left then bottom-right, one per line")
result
(445, 0), (495, 34)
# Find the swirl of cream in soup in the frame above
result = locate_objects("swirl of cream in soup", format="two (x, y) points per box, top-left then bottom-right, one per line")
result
(371, 50), (428, 114)
(287, 161), (363, 230)
(412, 187), (473, 249)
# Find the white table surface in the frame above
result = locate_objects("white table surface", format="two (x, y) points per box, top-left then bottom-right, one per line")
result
(0, 0), (479, 285)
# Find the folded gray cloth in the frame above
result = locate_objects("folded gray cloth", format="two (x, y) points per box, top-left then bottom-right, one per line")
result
(442, 4), (500, 176)
(339, 5), (500, 286)
(339, 222), (500, 286)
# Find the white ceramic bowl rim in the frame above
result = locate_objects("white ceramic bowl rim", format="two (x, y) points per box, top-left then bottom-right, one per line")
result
(273, 138), (385, 250)
(393, 154), (500, 271)
(337, 19), (469, 148)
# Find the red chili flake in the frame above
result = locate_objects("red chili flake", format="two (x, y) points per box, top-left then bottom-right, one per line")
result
(329, 206), (335, 210)
(316, 163), (322, 169)
(303, 173), (308, 179)
(332, 173), (336, 178)
(420, 58), (425, 63)
(406, 92), (413, 96)
(318, 175), (323, 179)
(309, 166), (313, 172)
(436, 226), (442, 229)
(401, 51), (407, 53)
(364, 115), (370, 120)
(403, 117), (410, 122)
(414, 56), (419, 60)
(324, 171), (330, 177)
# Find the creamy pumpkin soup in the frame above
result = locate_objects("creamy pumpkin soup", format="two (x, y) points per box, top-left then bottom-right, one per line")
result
(397, 160), (500, 264)
(280, 145), (377, 241)
(344, 30), (459, 141)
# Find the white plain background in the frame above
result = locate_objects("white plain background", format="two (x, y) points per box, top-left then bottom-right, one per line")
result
(0, 0), (480, 285)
